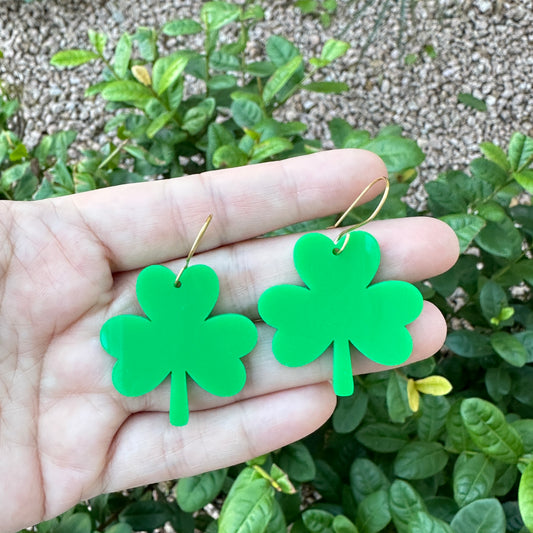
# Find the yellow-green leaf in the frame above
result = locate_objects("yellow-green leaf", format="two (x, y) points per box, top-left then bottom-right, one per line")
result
(519, 461), (533, 531)
(415, 376), (453, 396)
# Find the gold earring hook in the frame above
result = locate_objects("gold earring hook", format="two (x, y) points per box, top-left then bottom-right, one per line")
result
(331, 176), (390, 254)
(174, 214), (213, 287)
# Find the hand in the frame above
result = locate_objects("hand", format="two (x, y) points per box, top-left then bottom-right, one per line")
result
(0, 149), (458, 532)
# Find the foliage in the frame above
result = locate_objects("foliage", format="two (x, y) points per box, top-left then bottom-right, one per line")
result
(2, 2), (532, 532)
(294, 0), (338, 28)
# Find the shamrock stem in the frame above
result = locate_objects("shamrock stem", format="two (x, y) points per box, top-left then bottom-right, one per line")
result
(169, 373), (189, 426)
(333, 340), (355, 396)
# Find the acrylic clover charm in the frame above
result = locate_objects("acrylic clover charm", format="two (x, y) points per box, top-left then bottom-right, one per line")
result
(100, 264), (258, 426)
(258, 231), (423, 397)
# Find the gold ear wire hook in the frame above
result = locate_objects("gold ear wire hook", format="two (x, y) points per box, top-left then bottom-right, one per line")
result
(174, 214), (213, 287)
(331, 176), (390, 254)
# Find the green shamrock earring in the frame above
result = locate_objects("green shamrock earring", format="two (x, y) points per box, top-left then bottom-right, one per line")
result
(258, 177), (424, 397)
(100, 215), (258, 426)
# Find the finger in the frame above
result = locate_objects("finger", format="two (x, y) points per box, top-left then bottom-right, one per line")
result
(101, 382), (336, 493)
(109, 216), (459, 319)
(63, 149), (387, 271)
(122, 301), (445, 414)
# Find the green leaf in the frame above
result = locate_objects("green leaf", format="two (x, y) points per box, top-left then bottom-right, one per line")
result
(417, 395), (450, 441)
(175, 468), (227, 512)
(458, 93), (487, 111)
(355, 423), (409, 453)
(265, 35), (299, 67)
(152, 52), (189, 95)
(207, 123), (235, 170)
(480, 281), (507, 324)
(219, 476), (274, 533)
(207, 74), (237, 91)
(446, 401), (474, 453)
(119, 501), (171, 530)
(394, 442), (448, 480)
(460, 398), (524, 464)
(479, 142), (510, 172)
(8, 142), (28, 162)
(302, 509), (335, 532)
(386, 371), (411, 423)
(362, 136), (425, 174)
(262, 55), (303, 104)
(446, 330), (493, 358)
(182, 98), (215, 135)
(88, 29), (107, 55)
(389, 480), (426, 533)
(162, 18), (202, 36)
(492, 461), (518, 496)
(278, 442), (316, 482)
(231, 99), (263, 129)
(105, 524), (133, 533)
(303, 81), (349, 93)
(54, 514), (92, 533)
(350, 458), (390, 503)
(333, 515), (358, 533)
(470, 157), (508, 186)
(1, 161), (30, 188)
(101, 80), (153, 103)
(251, 137), (293, 163)
(296, 0), (318, 13)
(320, 39), (350, 62)
(113, 33), (132, 79)
(356, 490), (391, 533)
(407, 512), (452, 533)
(508, 132), (533, 171)
(50, 49), (99, 67)
(332, 387), (368, 433)
(213, 145), (248, 169)
(453, 453), (496, 507)
(440, 214), (485, 253)
(264, 499), (287, 533)
(314, 460), (342, 501)
(450, 499), (505, 533)
(514, 169), (533, 193)
(201, 2), (241, 31)
(475, 217), (523, 259)
(146, 111), (174, 138)
(50, 159), (74, 191)
(210, 50), (240, 71)
(512, 419), (533, 453)
(490, 332), (527, 367)
(85, 81), (112, 97)
(518, 462), (533, 532)
(485, 367), (511, 402)
(245, 61), (276, 77)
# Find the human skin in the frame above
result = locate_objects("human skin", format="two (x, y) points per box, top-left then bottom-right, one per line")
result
(0, 149), (459, 532)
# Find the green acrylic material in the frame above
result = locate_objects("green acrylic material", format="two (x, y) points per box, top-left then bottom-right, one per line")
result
(100, 264), (258, 426)
(258, 231), (423, 397)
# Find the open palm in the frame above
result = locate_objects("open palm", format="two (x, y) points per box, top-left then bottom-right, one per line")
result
(0, 150), (458, 532)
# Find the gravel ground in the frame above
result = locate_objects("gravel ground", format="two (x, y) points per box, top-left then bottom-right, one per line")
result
(1, 0), (532, 191)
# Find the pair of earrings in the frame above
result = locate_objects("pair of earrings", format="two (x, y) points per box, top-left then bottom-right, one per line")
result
(100, 177), (423, 426)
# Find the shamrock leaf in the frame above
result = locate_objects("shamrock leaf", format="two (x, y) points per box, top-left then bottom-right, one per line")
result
(101, 264), (257, 426)
(258, 231), (423, 396)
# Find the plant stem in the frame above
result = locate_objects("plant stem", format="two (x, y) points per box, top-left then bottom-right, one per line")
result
(169, 372), (189, 426)
(333, 340), (354, 396)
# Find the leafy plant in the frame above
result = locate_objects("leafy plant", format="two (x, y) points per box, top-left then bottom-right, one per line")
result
(295, 0), (338, 28)
(49, 2), (352, 183)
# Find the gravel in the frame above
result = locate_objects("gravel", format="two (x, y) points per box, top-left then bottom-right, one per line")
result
(1, 0), (532, 189)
